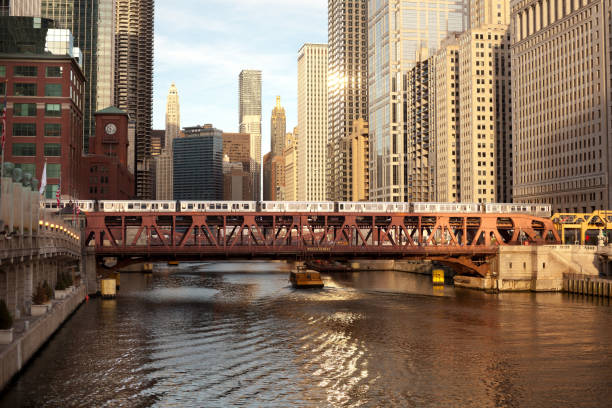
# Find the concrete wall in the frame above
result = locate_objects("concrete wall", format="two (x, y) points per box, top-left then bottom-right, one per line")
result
(456, 245), (602, 292)
(0, 285), (86, 391)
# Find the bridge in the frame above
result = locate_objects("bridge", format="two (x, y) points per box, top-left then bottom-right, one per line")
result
(84, 210), (561, 276)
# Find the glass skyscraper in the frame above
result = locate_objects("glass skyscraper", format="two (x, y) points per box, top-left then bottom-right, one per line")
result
(368, 0), (468, 201)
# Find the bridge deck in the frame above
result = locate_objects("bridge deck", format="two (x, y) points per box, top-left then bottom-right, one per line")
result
(84, 211), (560, 276)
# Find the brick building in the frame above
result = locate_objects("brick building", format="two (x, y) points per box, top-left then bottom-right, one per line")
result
(80, 106), (134, 199)
(0, 53), (85, 199)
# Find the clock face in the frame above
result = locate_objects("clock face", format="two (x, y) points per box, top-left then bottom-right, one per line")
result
(105, 123), (117, 135)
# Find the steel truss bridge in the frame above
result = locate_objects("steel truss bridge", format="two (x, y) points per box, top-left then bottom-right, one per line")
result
(84, 211), (561, 276)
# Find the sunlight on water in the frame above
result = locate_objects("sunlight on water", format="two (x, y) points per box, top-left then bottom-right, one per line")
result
(2, 261), (612, 407)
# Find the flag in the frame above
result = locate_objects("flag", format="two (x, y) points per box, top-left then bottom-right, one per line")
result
(1, 81), (6, 152)
(56, 182), (61, 207)
(39, 161), (47, 195)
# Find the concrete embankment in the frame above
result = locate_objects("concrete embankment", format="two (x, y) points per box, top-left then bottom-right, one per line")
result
(349, 259), (436, 274)
(454, 245), (605, 292)
(0, 285), (86, 391)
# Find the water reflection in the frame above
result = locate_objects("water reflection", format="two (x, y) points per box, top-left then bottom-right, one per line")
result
(2, 261), (612, 407)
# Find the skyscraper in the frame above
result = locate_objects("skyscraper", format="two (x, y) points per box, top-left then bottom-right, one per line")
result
(367, 0), (468, 202)
(297, 43), (328, 201)
(327, 0), (369, 201)
(174, 125), (223, 200)
(0, 0), (40, 16)
(283, 130), (298, 201)
(511, 0), (612, 212)
(155, 83), (180, 200)
(238, 69), (262, 200)
(41, 0), (115, 153)
(270, 96), (286, 157)
(115, 0), (154, 198)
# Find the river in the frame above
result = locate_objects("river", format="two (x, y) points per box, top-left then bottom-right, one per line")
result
(1, 261), (612, 407)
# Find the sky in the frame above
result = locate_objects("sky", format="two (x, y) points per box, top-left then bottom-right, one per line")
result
(153, 0), (328, 153)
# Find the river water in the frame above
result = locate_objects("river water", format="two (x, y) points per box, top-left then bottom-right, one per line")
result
(2, 261), (612, 407)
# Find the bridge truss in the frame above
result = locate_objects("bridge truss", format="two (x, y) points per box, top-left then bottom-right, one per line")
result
(85, 211), (560, 276)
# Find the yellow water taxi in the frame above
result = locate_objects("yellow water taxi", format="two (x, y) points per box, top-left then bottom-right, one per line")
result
(167, 260), (179, 266)
(290, 266), (324, 289)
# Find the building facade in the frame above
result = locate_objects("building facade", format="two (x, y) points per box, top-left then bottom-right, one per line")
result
(339, 118), (369, 201)
(222, 132), (253, 200)
(0, 54), (85, 199)
(327, 0), (369, 201)
(0, 0), (40, 16)
(367, 0), (469, 201)
(405, 58), (433, 202)
(115, 0), (154, 198)
(173, 125), (223, 200)
(431, 36), (461, 202)
(297, 43), (328, 201)
(283, 130), (297, 201)
(238, 69), (262, 200)
(511, 0), (612, 212)
(458, 24), (512, 204)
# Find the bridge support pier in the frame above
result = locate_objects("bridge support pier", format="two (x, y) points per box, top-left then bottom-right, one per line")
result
(454, 245), (602, 292)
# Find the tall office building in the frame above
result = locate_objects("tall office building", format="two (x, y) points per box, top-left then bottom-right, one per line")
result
(368, 0), (468, 201)
(327, 0), (369, 201)
(115, 0), (154, 198)
(238, 69), (262, 200)
(41, 0), (115, 153)
(174, 125), (223, 200)
(511, 0), (612, 212)
(297, 43), (328, 201)
(431, 35), (461, 202)
(155, 83), (180, 199)
(0, 0), (40, 16)
(270, 96), (286, 157)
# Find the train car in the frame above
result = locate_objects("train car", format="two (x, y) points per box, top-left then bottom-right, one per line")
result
(338, 202), (411, 213)
(412, 202), (483, 213)
(99, 200), (177, 212)
(260, 201), (335, 212)
(485, 203), (551, 218)
(41, 199), (95, 212)
(179, 201), (256, 212)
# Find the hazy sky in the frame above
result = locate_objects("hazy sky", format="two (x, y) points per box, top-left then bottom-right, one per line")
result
(153, 0), (327, 153)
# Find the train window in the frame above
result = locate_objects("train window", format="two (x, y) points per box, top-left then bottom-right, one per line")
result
(243, 204), (249, 209)
(163, 204), (169, 209)
(232, 204), (238, 210)
(128, 204), (134, 209)
(188, 204), (194, 209)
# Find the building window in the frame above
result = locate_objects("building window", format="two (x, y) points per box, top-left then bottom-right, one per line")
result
(12, 123), (36, 137)
(45, 84), (62, 97)
(13, 103), (37, 117)
(44, 124), (61, 137)
(45, 184), (59, 199)
(0, 81), (5, 96)
(12, 143), (36, 156)
(14, 83), (37, 96)
(45, 103), (61, 117)
(14, 163), (36, 176)
(14, 66), (37, 77)
(44, 143), (61, 156)
(47, 163), (61, 178)
(46, 66), (62, 78)
(0, 66), (5, 77)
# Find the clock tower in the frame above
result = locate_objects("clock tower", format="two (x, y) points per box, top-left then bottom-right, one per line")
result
(91, 106), (130, 167)
(81, 106), (135, 199)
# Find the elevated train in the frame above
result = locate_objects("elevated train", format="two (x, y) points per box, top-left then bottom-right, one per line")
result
(42, 199), (552, 217)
